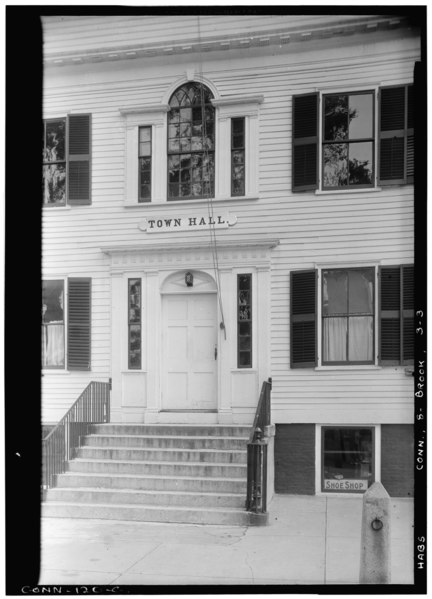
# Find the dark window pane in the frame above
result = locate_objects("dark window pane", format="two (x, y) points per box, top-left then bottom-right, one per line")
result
(168, 107), (180, 123)
(239, 352), (252, 367)
(191, 137), (203, 151)
(180, 107), (192, 122)
(324, 96), (348, 141)
(323, 143), (348, 187)
(168, 139), (180, 152)
(239, 322), (251, 336)
(44, 119), (66, 162)
(349, 142), (373, 185)
(239, 336), (251, 351)
(349, 94), (373, 139)
(323, 270), (348, 315)
(348, 269), (374, 313)
(43, 164), (67, 205)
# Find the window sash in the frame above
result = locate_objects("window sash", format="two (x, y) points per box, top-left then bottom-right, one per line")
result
(321, 91), (375, 190)
(321, 268), (375, 365)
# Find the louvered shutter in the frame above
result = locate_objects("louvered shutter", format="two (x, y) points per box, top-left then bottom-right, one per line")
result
(67, 278), (91, 370)
(379, 265), (414, 365)
(379, 267), (401, 364)
(379, 86), (413, 185)
(68, 114), (91, 205)
(290, 270), (317, 368)
(402, 265), (414, 364)
(292, 93), (319, 191)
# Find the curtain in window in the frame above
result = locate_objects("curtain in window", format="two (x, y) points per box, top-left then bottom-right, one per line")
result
(323, 318), (347, 361)
(349, 316), (373, 361)
(44, 324), (65, 366)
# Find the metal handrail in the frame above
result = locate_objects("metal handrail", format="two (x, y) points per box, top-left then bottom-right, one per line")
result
(42, 380), (111, 492)
(246, 378), (272, 513)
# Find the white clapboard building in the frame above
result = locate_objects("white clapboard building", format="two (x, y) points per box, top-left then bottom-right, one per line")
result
(41, 13), (420, 524)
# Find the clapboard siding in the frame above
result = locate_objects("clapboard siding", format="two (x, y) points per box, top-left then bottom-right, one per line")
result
(42, 17), (418, 422)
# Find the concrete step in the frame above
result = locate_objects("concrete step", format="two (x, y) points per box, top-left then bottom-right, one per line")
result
(42, 501), (254, 526)
(56, 472), (247, 494)
(76, 446), (247, 464)
(91, 424), (251, 437)
(45, 487), (245, 508)
(68, 458), (247, 478)
(83, 434), (248, 450)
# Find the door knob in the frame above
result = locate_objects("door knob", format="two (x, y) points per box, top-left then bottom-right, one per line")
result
(214, 345), (218, 360)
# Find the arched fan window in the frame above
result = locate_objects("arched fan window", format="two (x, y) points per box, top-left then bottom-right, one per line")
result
(167, 82), (215, 200)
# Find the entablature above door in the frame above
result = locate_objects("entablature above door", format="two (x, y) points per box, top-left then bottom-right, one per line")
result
(101, 239), (280, 273)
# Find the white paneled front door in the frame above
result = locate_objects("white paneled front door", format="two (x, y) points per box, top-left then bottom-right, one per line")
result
(162, 293), (217, 410)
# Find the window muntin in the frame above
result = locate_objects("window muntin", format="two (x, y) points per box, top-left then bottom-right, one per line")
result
(139, 126), (152, 202)
(322, 92), (374, 189)
(231, 117), (245, 196)
(128, 279), (142, 369)
(322, 268), (375, 364)
(42, 280), (65, 368)
(322, 427), (374, 493)
(237, 274), (252, 368)
(167, 82), (215, 200)
(43, 119), (67, 205)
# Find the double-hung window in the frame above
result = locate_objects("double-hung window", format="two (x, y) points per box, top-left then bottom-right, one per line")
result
(292, 84), (413, 191)
(42, 278), (91, 370)
(43, 114), (91, 206)
(290, 264), (413, 368)
(322, 268), (374, 364)
(322, 92), (374, 189)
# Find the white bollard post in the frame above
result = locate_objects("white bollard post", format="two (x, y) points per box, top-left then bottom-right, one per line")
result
(359, 481), (391, 584)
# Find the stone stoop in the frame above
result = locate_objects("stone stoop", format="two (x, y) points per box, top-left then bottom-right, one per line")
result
(42, 424), (260, 526)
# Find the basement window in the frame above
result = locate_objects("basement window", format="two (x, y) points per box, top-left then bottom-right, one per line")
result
(321, 426), (375, 493)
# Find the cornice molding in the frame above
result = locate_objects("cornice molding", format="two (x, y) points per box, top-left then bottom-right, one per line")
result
(102, 239), (280, 255)
(101, 239), (280, 271)
(211, 95), (264, 107)
(43, 17), (415, 68)
(119, 104), (170, 115)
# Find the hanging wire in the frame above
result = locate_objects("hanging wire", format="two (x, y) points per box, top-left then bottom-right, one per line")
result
(196, 15), (227, 338)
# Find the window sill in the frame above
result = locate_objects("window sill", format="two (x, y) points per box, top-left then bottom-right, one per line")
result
(314, 365), (382, 371)
(41, 369), (70, 375)
(43, 205), (72, 210)
(315, 187), (382, 195)
(124, 195), (259, 208)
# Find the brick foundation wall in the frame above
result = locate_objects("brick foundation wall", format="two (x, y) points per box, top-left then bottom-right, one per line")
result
(380, 424), (414, 497)
(274, 424), (315, 494)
